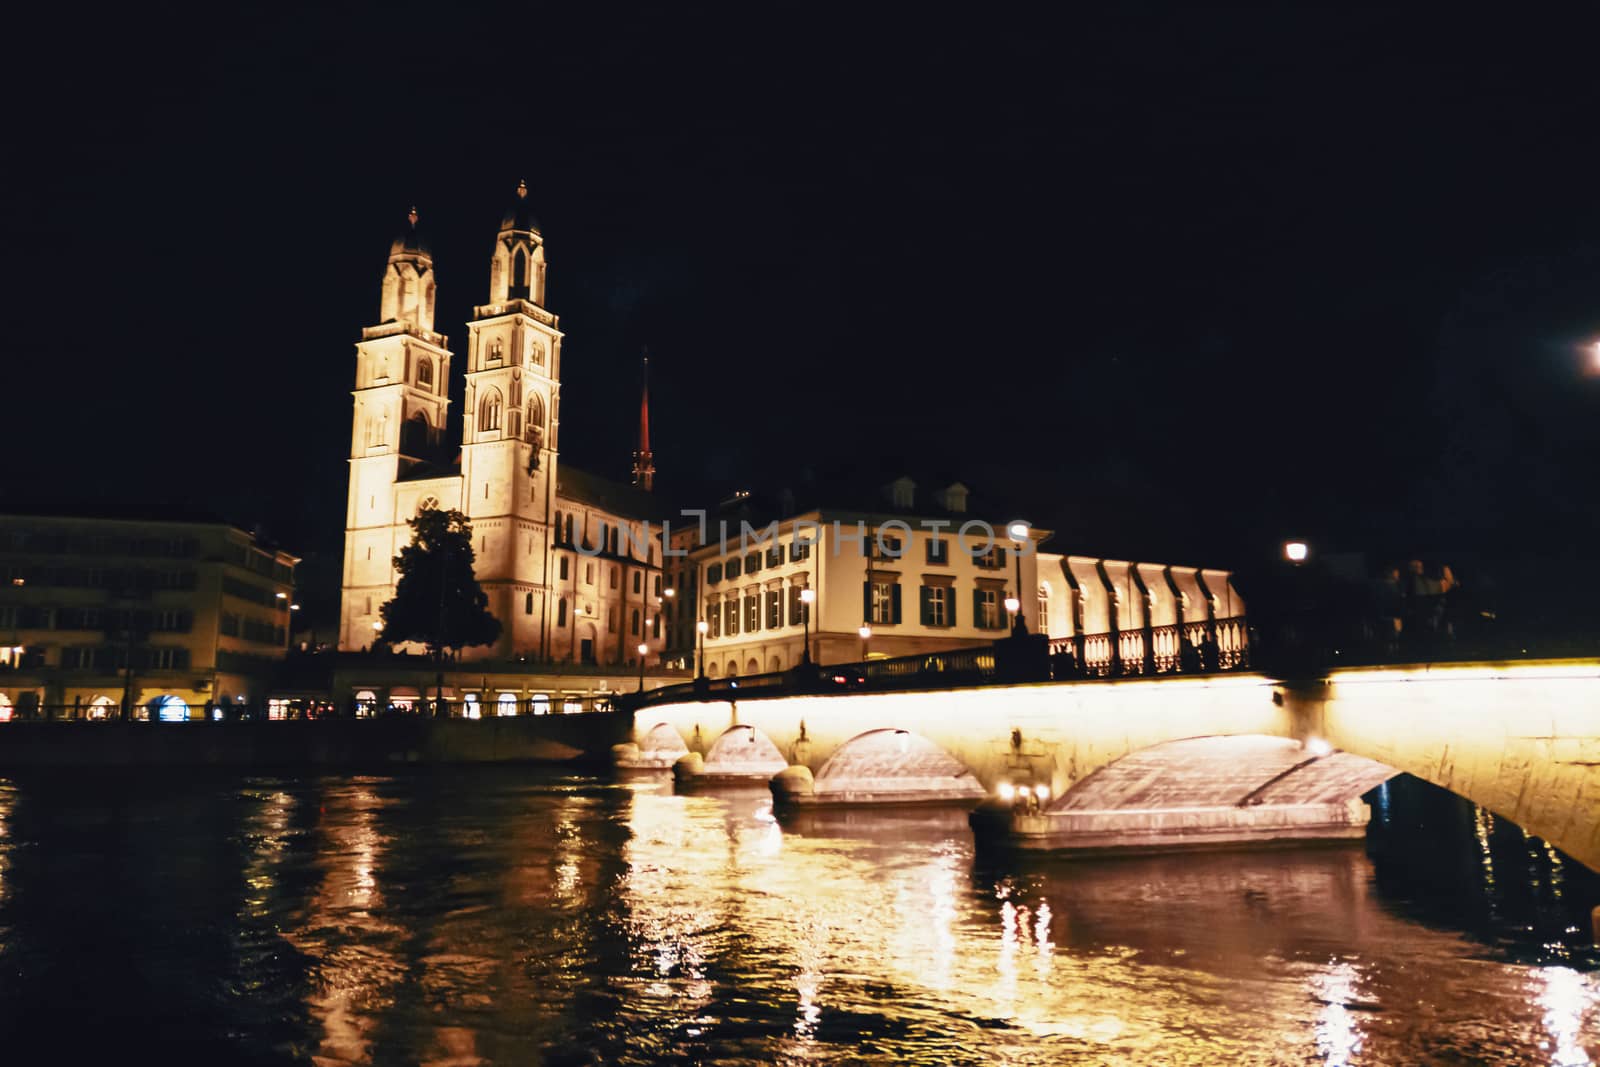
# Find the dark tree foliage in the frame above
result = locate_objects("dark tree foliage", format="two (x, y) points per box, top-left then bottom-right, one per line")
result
(379, 508), (500, 658)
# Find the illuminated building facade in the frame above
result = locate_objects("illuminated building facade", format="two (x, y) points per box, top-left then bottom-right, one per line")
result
(0, 515), (298, 719)
(681, 477), (1244, 676)
(338, 185), (668, 666)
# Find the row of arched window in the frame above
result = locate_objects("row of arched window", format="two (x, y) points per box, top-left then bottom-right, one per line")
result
(476, 387), (545, 441)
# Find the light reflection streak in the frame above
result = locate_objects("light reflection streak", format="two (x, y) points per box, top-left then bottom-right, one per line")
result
(1536, 966), (1597, 1067)
(1310, 960), (1365, 1066)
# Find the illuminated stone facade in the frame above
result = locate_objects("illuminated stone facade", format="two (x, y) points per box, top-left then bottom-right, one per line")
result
(339, 186), (667, 666)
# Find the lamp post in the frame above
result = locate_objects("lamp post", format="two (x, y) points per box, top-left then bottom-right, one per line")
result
(696, 619), (709, 680)
(1007, 521), (1031, 636)
(858, 623), (871, 661)
(637, 642), (649, 693)
(799, 587), (815, 665)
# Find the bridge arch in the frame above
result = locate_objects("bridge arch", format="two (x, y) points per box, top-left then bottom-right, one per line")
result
(700, 723), (788, 779)
(806, 728), (986, 805)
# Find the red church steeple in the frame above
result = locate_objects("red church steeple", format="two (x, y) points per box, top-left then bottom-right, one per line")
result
(632, 352), (655, 491)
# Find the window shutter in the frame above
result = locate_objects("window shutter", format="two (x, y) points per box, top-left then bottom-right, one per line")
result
(945, 587), (957, 628)
(891, 583), (902, 624)
(863, 581), (871, 621)
(920, 585), (932, 625)
(973, 588), (985, 629)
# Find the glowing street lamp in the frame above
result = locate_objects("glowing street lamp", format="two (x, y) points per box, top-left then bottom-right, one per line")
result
(799, 587), (815, 665)
(695, 619), (709, 680)
(636, 642), (649, 692)
(1007, 521), (1031, 636)
(1284, 541), (1310, 564)
(858, 623), (871, 660)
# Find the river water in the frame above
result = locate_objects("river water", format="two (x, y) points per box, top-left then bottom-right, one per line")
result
(0, 769), (1595, 1065)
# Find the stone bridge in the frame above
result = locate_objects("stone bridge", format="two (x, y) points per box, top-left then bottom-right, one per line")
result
(623, 659), (1600, 870)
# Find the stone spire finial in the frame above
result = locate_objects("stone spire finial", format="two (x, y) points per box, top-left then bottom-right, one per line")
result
(515, 179), (528, 199)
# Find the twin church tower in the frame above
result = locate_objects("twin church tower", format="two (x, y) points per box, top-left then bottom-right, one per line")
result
(338, 183), (666, 666)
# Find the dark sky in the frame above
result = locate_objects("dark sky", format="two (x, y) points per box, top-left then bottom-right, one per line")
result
(6, 3), (1600, 570)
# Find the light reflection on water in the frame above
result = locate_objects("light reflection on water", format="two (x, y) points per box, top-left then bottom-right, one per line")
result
(0, 768), (1594, 1064)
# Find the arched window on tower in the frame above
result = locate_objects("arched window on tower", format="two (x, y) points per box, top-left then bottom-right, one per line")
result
(512, 247), (528, 292)
(424, 282), (436, 323)
(526, 393), (544, 444)
(479, 388), (503, 434)
(488, 339), (504, 364)
(416, 357), (433, 389)
(402, 412), (430, 457)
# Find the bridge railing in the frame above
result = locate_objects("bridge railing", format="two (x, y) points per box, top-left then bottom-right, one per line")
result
(1047, 615), (1252, 678)
(622, 618), (1256, 711)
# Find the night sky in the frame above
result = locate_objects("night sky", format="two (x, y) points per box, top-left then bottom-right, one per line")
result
(6, 4), (1600, 575)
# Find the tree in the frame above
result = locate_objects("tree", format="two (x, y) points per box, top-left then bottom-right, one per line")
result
(378, 507), (500, 715)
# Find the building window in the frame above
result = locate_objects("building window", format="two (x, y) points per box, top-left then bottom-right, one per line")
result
(653, 575), (662, 597)
(632, 571), (641, 595)
(417, 358), (433, 388)
(788, 585), (808, 626)
(559, 556), (569, 580)
(607, 607), (618, 633)
(975, 588), (1001, 630)
(871, 535), (903, 562)
(766, 590), (781, 629)
(610, 566), (619, 589)
(1038, 585), (1050, 633)
(724, 599), (739, 636)
(557, 597), (568, 626)
(921, 585), (949, 627)
(745, 594), (760, 632)
(585, 563), (594, 586)
(488, 338), (504, 363)
(745, 551), (762, 574)
(706, 562), (723, 585)
(709, 603), (721, 638)
(726, 557), (742, 580)
(789, 539), (811, 563)
(525, 592), (534, 615)
(926, 538), (949, 565)
(975, 546), (1005, 570)
(766, 545), (783, 568)
(630, 609), (640, 635)
(479, 388), (503, 432)
(868, 581), (900, 625)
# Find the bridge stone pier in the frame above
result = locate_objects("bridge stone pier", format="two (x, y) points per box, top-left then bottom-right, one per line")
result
(624, 659), (1600, 870)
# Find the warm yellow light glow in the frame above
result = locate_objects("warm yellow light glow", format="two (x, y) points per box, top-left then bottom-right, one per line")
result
(1007, 521), (1030, 542)
(1305, 737), (1332, 757)
(663, 587), (674, 598)
(637, 642), (649, 656)
(1284, 541), (1309, 563)
(1004, 596), (1020, 614)
(858, 624), (872, 640)
(370, 621), (383, 632)
(799, 588), (815, 605)
(696, 620), (709, 634)
(998, 782), (1016, 801)
(276, 591), (288, 600)
(1331, 661), (1600, 685)
(1034, 783), (1050, 801)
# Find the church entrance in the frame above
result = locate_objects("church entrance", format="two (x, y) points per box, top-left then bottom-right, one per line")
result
(580, 638), (594, 664)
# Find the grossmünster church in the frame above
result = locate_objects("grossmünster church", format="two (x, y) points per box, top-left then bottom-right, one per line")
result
(338, 183), (667, 666)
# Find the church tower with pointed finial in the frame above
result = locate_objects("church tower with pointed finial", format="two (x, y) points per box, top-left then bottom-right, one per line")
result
(459, 181), (565, 656)
(339, 207), (457, 650)
(632, 353), (655, 492)
(338, 185), (667, 669)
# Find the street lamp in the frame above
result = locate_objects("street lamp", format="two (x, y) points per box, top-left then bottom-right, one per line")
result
(636, 642), (649, 692)
(858, 622), (871, 660)
(799, 587), (815, 665)
(696, 619), (709, 680)
(1007, 521), (1031, 636)
(1284, 541), (1310, 564)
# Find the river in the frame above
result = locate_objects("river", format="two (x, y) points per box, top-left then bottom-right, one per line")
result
(0, 769), (1594, 1065)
